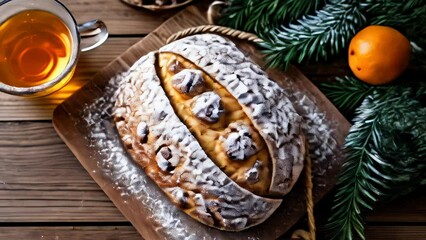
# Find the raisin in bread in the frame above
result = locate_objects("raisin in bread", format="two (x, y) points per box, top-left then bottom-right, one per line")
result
(114, 34), (305, 231)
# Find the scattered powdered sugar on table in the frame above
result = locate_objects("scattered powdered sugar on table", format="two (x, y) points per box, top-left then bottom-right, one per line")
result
(80, 57), (339, 239)
(293, 92), (338, 164)
(82, 71), (198, 240)
(282, 83), (339, 187)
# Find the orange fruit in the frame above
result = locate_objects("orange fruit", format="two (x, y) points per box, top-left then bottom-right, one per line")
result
(348, 25), (411, 85)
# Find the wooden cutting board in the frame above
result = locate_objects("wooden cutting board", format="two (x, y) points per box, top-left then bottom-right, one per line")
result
(53, 5), (350, 239)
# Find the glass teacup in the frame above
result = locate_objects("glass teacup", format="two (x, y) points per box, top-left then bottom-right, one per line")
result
(0, 0), (108, 97)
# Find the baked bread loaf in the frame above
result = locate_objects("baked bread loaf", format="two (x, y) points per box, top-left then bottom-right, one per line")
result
(113, 34), (306, 231)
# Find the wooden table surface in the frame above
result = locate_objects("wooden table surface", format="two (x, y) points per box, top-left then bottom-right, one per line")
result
(0, 1), (424, 239)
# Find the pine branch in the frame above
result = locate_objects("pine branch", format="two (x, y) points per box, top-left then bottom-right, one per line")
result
(362, 0), (425, 27)
(326, 84), (426, 240)
(219, 0), (425, 67)
(362, 0), (426, 57)
(219, 0), (323, 38)
(320, 76), (374, 116)
(260, 1), (366, 69)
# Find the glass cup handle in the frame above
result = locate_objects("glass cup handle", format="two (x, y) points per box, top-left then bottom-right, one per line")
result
(77, 20), (108, 52)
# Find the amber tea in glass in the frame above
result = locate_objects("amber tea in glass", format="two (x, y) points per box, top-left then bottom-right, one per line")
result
(0, 10), (73, 88)
(0, 0), (108, 97)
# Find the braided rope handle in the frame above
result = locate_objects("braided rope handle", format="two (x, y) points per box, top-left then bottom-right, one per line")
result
(303, 141), (316, 240)
(166, 1), (263, 44)
(166, 3), (316, 239)
(167, 25), (263, 44)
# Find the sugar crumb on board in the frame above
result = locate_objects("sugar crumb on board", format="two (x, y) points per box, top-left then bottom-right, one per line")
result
(81, 57), (338, 239)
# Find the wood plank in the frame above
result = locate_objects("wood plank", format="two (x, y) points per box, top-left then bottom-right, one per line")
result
(52, 5), (352, 239)
(312, 188), (426, 227)
(0, 0), (356, 123)
(296, 58), (352, 83)
(366, 188), (426, 223)
(61, 0), (176, 35)
(0, 122), (424, 231)
(0, 226), (141, 240)
(0, 122), (126, 222)
(0, 38), (140, 121)
(0, 225), (424, 240)
(365, 226), (426, 240)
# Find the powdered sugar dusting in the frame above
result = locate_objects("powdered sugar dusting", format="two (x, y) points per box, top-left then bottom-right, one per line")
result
(82, 69), (198, 240)
(282, 83), (338, 187)
(78, 44), (339, 239)
(113, 52), (281, 231)
(161, 34), (306, 196)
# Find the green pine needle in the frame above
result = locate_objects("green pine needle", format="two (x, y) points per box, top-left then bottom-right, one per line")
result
(362, 0), (425, 28)
(219, 0), (425, 68)
(219, 0), (323, 38)
(320, 76), (374, 115)
(326, 84), (426, 240)
(218, 1), (426, 239)
(362, 0), (426, 59)
(260, 1), (366, 69)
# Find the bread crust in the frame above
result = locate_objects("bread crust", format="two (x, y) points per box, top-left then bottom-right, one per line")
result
(114, 34), (305, 230)
(159, 34), (305, 195)
(114, 52), (282, 231)
(157, 52), (273, 197)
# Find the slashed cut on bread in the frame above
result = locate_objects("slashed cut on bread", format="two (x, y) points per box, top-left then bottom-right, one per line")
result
(113, 34), (305, 231)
